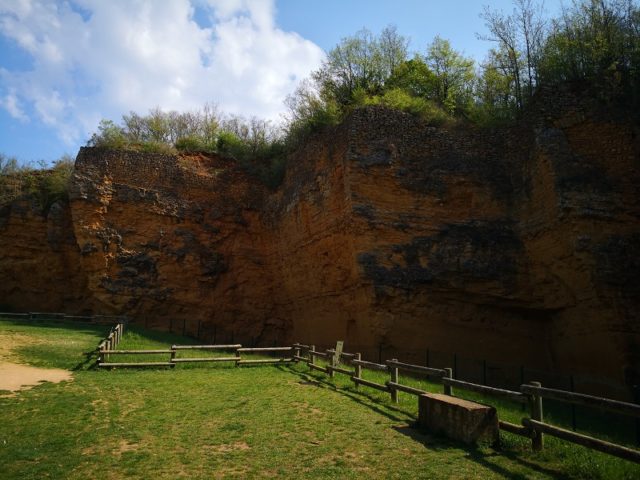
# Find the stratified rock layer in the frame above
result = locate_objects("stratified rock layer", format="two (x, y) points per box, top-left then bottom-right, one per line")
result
(0, 90), (638, 393)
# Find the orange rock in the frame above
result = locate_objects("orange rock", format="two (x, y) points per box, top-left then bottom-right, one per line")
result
(0, 97), (638, 395)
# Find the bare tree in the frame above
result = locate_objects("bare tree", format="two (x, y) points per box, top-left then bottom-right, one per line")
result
(515, 0), (547, 96)
(378, 25), (410, 80)
(479, 0), (547, 108)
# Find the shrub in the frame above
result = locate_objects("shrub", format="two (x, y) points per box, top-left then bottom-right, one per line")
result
(87, 120), (128, 149)
(175, 135), (207, 153)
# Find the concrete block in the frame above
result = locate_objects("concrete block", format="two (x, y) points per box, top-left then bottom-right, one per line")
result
(418, 393), (499, 445)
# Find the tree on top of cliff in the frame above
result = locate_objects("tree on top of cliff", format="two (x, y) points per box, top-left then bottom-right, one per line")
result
(82, 0), (640, 190)
(312, 26), (409, 107)
(0, 154), (74, 213)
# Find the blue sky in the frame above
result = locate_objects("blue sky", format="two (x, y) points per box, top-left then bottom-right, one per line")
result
(0, 0), (562, 165)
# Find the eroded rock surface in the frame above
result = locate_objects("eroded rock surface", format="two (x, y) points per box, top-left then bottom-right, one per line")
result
(0, 90), (638, 391)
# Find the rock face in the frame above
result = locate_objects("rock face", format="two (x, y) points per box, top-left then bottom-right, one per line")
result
(0, 89), (638, 393)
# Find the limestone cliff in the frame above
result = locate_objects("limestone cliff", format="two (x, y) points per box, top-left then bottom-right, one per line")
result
(0, 89), (638, 394)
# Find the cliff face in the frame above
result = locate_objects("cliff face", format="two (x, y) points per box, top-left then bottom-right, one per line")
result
(0, 90), (638, 390)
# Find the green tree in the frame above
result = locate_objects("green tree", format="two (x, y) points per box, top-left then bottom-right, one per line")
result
(88, 119), (128, 148)
(539, 0), (639, 105)
(472, 49), (518, 124)
(425, 36), (476, 113)
(386, 57), (437, 98)
(314, 28), (384, 105)
(313, 25), (409, 107)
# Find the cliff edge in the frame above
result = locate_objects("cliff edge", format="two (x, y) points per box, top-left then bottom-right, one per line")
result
(1, 89), (638, 393)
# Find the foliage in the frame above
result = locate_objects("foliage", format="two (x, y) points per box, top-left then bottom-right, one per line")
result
(82, 2), (640, 192)
(386, 57), (437, 98)
(284, 79), (342, 148)
(0, 154), (74, 213)
(87, 119), (129, 149)
(425, 36), (476, 113)
(87, 106), (288, 188)
(356, 88), (449, 125)
(27, 155), (75, 212)
(480, 0), (547, 110)
(174, 135), (207, 153)
(0, 153), (20, 175)
(538, 0), (640, 108)
(312, 26), (409, 107)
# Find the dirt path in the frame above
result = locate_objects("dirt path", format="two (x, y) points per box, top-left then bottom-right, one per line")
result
(0, 332), (73, 395)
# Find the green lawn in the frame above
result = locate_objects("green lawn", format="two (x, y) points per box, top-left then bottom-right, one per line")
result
(1, 318), (639, 479)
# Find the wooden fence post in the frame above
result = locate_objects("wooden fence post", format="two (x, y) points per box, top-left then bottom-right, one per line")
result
(530, 381), (544, 451)
(293, 345), (300, 363)
(235, 346), (241, 367)
(443, 367), (453, 396)
(170, 345), (176, 363)
(328, 349), (335, 378)
(354, 353), (362, 389)
(390, 358), (399, 403)
(309, 345), (315, 368)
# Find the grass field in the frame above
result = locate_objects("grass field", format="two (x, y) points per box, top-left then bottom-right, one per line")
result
(1, 318), (639, 479)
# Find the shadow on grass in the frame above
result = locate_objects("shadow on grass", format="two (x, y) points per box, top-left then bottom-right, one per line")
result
(282, 365), (416, 423)
(392, 424), (569, 479)
(283, 363), (572, 480)
(73, 349), (99, 371)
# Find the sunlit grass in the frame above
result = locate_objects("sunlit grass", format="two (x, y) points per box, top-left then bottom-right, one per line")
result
(1, 318), (639, 479)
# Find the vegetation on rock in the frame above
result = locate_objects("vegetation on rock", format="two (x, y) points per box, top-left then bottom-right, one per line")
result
(0, 153), (74, 213)
(3, 0), (635, 192)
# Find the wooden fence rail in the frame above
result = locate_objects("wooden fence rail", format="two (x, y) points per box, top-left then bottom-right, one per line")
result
(97, 340), (295, 368)
(520, 384), (640, 418)
(300, 340), (640, 464)
(174, 344), (242, 350)
(0, 312), (128, 325)
(92, 329), (640, 465)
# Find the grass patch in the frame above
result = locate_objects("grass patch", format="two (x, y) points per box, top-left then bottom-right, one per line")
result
(0, 318), (106, 370)
(1, 318), (639, 479)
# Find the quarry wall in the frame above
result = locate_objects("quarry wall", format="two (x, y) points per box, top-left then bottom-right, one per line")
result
(0, 91), (638, 394)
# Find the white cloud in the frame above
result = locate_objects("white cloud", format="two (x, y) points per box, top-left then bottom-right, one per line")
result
(0, 90), (28, 121)
(0, 0), (325, 146)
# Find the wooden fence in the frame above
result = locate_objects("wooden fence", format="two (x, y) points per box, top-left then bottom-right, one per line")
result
(97, 344), (295, 368)
(293, 343), (640, 464)
(97, 323), (125, 355)
(0, 311), (128, 325)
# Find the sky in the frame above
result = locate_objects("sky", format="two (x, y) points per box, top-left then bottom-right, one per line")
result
(0, 0), (563, 165)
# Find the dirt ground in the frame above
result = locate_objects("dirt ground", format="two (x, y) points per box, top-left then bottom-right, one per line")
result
(0, 332), (72, 394)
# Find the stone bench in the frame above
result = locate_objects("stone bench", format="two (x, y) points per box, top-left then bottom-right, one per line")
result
(418, 393), (499, 445)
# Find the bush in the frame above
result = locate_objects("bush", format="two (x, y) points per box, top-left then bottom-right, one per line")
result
(87, 120), (128, 149)
(175, 135), (207, 153)
(0, 155), (74, 213)
(354, 88), (450, 126)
